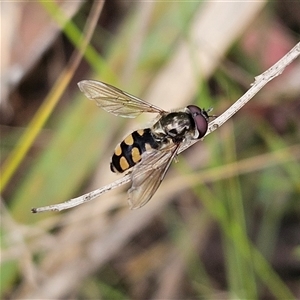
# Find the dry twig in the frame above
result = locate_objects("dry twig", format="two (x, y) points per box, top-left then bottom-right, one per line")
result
(32, 41), (300, 214)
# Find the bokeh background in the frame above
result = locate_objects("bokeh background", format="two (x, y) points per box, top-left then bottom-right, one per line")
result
(1, 1), (300, 299)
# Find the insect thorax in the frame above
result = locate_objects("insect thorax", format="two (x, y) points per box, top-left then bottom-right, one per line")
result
(152, 112), (195, 143)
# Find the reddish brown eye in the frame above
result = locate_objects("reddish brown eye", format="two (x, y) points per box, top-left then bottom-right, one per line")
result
(187, 105), (209, 139)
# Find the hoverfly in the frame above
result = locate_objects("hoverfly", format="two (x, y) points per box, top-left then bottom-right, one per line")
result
(78, 80), (211, 209)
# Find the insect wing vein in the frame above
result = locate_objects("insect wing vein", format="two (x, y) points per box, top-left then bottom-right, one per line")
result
(78, 80), (165, 118)
(128, 144), (179, 209)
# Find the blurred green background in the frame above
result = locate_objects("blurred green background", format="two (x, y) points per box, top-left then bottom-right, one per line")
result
(1, 1), (299, 299)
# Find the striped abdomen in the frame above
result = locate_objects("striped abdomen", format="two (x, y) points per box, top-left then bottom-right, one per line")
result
(110, 128), (159, 173)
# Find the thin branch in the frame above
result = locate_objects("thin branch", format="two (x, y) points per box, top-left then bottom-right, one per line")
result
(179, 41), (300, 153)
(32, 41), (300, 213)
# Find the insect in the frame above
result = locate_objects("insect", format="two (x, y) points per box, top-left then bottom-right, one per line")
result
(77, 80), (211, 209)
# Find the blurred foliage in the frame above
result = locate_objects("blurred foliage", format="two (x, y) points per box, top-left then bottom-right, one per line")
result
(1, 1), (299, 299)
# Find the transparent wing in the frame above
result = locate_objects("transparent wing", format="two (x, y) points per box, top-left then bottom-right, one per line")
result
(78, 80), (166, 118)
(128, 143), (180, 209)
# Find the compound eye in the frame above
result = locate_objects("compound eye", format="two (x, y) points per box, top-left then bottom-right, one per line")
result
(187, 105), (209, 139)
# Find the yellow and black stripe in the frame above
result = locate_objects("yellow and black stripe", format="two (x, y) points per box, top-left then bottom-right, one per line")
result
(110, 128), (159, 173)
